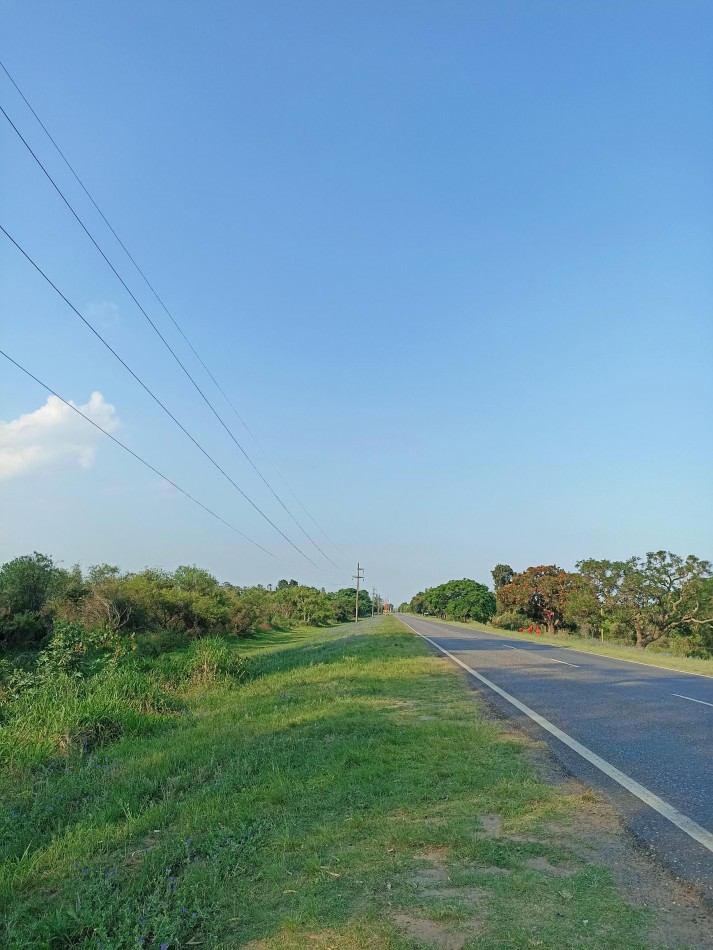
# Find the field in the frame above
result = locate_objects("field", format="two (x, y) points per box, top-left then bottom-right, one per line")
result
(1, 616), (707, 948)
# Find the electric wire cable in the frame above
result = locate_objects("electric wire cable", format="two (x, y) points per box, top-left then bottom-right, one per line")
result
(0, 83), (341, 563)
(0, 348), (275, 557)
(1, 57), (342, 557)
(0, 223), (326, 573)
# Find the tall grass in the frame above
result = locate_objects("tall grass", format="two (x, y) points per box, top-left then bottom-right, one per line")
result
(0, 665), (181, 769)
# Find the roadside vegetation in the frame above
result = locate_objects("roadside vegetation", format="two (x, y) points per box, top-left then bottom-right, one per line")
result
(0, 552), (378, 652)
(0, 614), (692, 949)
(401, 552), (713, 659)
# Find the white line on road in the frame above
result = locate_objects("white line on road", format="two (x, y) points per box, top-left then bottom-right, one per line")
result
(503, 644), (578, 667)
(399, 617), (713, 856)
(671, 693), (713, 709)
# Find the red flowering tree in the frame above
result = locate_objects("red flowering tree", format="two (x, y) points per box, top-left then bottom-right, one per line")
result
(497, 565), (583, 636)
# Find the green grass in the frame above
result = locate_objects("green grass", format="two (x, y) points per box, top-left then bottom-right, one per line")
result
(0, 616), (679, 948)
(416, 616), (713, 677)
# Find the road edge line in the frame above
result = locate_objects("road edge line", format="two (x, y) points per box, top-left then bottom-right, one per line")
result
(398, 616), (713, 856)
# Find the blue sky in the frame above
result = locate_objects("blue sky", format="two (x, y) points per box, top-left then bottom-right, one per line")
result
(1, 1), (711, 605)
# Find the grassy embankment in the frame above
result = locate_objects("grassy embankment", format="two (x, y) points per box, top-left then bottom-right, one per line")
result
(413, 616), (713, 677)
(0, 615), (680, 948)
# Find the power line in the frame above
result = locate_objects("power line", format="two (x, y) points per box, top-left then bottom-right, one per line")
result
(0, 66), (343, 560)
(0, 348), (276, 558)
(0, 100), (334, 568)
(0, 223), (326, 573)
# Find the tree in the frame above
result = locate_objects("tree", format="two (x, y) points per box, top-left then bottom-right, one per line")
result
(407, 579), (496, 623)
(406, 593), (427, 615)
(619, 552), (712, 648)
(491, 564), (514, 590)
(326, 588), (371, 622)
(174, 565), (222, 596)
(573, 559), (635, 641)
(0, 552), (63, 644)
(498, 565), (583, 635)
(573, 553), (713, 649)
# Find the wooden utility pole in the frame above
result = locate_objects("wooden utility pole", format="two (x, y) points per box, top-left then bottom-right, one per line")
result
(371, 587), (376, 618)
(353, 563), (364, 623)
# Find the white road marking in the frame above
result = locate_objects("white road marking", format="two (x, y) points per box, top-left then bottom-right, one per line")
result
(503, 644), (578, 667)
(671, 693), (713, 709)
(399, 617), (713, 856)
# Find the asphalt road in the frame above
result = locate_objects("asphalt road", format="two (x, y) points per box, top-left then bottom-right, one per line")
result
(397, 614), (713, 901)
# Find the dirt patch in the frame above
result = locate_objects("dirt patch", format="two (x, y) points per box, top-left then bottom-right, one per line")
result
(416, 846), (451, 864)
(409, 846), (452, 886)
(391, 912), (484, 949)
(474, 814), (502, 838)
(524, 856), (575, 877)
(419, 886), (484, 903)
(409, 866), (450, 886)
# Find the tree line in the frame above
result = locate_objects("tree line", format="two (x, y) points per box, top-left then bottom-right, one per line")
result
(0, 552), (376, 651)
(399, 578), (496, 623)
(400, 551), (713, 657)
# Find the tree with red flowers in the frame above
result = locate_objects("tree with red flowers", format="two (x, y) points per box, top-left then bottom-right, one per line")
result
(497, 565), (584, 636)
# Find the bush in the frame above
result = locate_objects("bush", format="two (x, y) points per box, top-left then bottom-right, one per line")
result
(36, 620), (104, 679)
(139, 628), (191, 653)
(0, 610), (50, 647)
(492, 611), (531, 631)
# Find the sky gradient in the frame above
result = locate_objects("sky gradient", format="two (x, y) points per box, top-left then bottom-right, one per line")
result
(1, 1), (712, 605)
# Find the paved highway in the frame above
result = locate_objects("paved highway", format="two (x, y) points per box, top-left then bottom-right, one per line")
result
(397, 614), (713, 901)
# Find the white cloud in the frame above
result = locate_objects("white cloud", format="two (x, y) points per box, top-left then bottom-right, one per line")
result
(151, 478), (179, 498)
(84, 300), (120, 329)
(0, 392), (119, 480)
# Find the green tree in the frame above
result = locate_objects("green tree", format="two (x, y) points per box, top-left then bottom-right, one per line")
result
(407, 579), (496, 623)
(620, 552), (711, 648)
(406, 593), (427, 614)
(326, 588), (371, 622)
(0, 552), (62, 644)
(491, 564), (514, 590)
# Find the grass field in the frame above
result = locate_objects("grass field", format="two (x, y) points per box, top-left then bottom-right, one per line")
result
(411, 616), (713, 678)
(0, 615), (699, 948)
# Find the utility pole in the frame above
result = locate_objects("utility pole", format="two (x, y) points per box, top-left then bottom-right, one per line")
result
(353, 563), (364, 623)
(371, 587), (376, 618)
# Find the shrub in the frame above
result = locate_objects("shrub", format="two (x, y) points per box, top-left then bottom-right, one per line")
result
(141, 628), (191, 653)
(0, 610), (50, 647)
(492, 611), (530, 631)
(35, 620), (104, 680)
